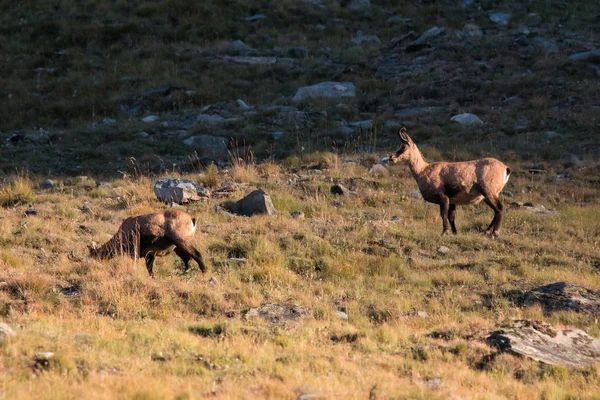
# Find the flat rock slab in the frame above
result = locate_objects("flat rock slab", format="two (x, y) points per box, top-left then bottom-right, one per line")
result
(292, 82), (356, 103)
(226, 188), (277, 216)
(154, 178), (210, 204)
(487, 320), (600, 368)
(244, 303), (310, 324)
(523, 282), (600, 315)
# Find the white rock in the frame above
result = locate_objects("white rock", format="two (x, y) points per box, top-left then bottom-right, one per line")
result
(437, 246), (450, 254)
(489, 11), (512, 25)
(141, 115), (159, 123)
(369, 164), (389, 176)
(450, 113), (483, 125)
(0, 323), (16, 342)
(292, 82), (356, 103)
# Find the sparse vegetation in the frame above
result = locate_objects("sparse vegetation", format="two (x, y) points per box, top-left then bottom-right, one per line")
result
(0, 0), (599, 398)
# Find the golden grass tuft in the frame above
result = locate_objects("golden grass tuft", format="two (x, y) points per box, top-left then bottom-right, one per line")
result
(0, 172), (34, 207)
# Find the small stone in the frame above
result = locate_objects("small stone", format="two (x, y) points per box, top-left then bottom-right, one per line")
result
(450, 113), (483, 125)
(226, 258), (248, 263)
(419, 376), (443, 389)
(25, 209), (38, 216)
(533, 37), (558, 54)
(568, 48), (600, 62)
(154, 178), (211, 204)
(0, 323), (16, 342)
(151, 352), (167, 362)
(271, 131), (285, 139)
(437, 246), (450, 254)
(351, 33), (381, 46)
(345, 0), (370, 12)
(138, 131), (150, 138)
(102, 118), (116, 125)
(141, 115), (159, 123)
(292, 82), (356, 103)
(34, 352), (54, 362)
(368, 164), (389, 176)
(244, 303), (310, 324)
(489, 11), (512, 25)
(245, 14), (265, 21)
(407, 190), (423, 200)
(39, 179), (55, 190)
(335, 311), (349, 320)
(315, 24), (326, 31)
(208, 277), (219, 285)
(348, 120), (373, 129)
(501, 190), (514, 198)
(391, 216), (401, 222)
(330, 184), (349, 195)
(289, 211), (305, 219)
(289, 46), (308, 58)
(236, 99), (250, 109)
(294, 385), (324, 400)
(409, 311), (430, 318)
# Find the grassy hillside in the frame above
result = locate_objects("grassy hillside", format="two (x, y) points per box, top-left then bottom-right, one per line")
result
(0, 157), (599, 399)
(1, 0), (600, 399)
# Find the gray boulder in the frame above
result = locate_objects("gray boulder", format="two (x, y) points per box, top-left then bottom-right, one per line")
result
(351, 33), (381, 46)
(368, 164), (389, 176)
(407, 190), (423, 200)
(141, 115), (159, 123)
(533, 38), (558, 54)
(154, 178), (210, 204)
(183, 134), (228, 159)
(487, 319), (600, 368)
(292, 82), (356, 103)
(489, 11), (512, 25)
(226, 188), (277, 216)
(330, 184), (349, 195)
(345, 0), (370, 12)
(523, 282), (600, 315)
(39, 179), (55, 190)
(568, 48), (600, 62)
(451, 113), (483, 125)
(406, 27), (445, 52)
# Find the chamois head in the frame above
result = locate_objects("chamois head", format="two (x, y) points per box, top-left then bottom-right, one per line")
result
(389, 127), (415, 164)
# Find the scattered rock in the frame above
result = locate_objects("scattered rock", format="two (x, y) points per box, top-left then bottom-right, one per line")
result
(195, 113), (227, 124)
(330, 184), (349, 195)
(0, 323), (16, 342)
(245, 14), (265, 21)
(523, 282), (600, 315)
(294, 385), (324, 400)
(244, 303), (310, 324)
(289, 46), (308, 58)
(348, 120), (372, 129)
(345, 0), (370, 12)
(271, 131), (285, 139)
(141, 115), (159, 123)
(39, 179), (55, 190)
(102, 118), (116, 125)
(236, 99), (250, 109)
(568, 48), (600, 62)
(226, 257), (247, 263)
(369, 164), (389, 176)
(153, 178), (211, 204)
(408, 311), (430, 318)
(489, 11), (512, 25)
(183, 134), (228, 159)
(533, 37), (558, 54)
(335, 311), (348, 320)
(25, 208), (38, 216)
(208, 277), (219, 285)
(417, 376), (443, 389)
(512, 202), (557, 214)
(315, 24), (326, 31)
(458, 23), (483, 38)
(386, 16), (413, 26)
(396, 106), (443, 119)
(351, 32), (381, 46)
(291, 82), (356, 103)
(437, 246), (450, 254)
(290, 211), (305, 219)
(501, 190), (514, 198)
(450, 113), (483, 125)
(222, 56), (278, 65)
(407, 190), (423, 200)
(33, 352), (55, 369)
(226, 188), (277, 216)
(138, 131), (150, 138)
(487, 319), (600, 368)
(406, 27), (445, 52)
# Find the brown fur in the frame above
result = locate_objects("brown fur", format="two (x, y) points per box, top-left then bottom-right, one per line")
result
(90, 210), (207, 277)
(390, 128), (511, 236)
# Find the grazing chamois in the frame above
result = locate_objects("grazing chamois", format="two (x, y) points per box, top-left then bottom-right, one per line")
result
(389, 128), (511, 236)
(89, 210), (207, 277)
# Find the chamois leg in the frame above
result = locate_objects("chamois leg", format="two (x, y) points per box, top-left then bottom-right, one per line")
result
(173, 241), (207, 273)
(483, 193), (503, 236)
(174, 247), (192, 272)
(439, 197), (451, 236)
(145, 253), (156, 278)
(448, 204), (458, 234)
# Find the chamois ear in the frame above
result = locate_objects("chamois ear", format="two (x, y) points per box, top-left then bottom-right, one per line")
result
(398, 127), (412, 144)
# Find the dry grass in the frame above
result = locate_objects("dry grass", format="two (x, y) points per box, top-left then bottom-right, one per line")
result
(0, 157), (599, 399)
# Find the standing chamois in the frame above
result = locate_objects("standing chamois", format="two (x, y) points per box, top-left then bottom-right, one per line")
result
(390, 128), (511, 236)
(89, 210), (207, 277)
